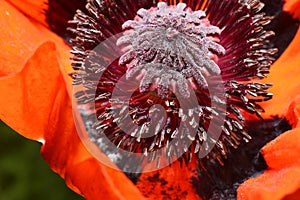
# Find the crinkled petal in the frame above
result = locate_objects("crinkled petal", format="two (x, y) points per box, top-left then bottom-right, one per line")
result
(0, 0), (70, 139)
(0, 0), (73, 93)
(0, 41), (62, 140)
(0, 0), (64, 140)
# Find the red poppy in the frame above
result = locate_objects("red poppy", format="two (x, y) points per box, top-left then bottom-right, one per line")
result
(0, 0), (300, 199)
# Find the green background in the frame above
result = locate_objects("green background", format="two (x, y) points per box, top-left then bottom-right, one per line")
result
(0, 121), (85, 200)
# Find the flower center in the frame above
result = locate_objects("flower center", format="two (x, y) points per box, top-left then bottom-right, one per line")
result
(69, 0), (279, 172)
(117, 2), (225, 99)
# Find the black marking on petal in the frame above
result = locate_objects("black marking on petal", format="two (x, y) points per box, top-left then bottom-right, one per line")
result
(192, 117), (292, 200)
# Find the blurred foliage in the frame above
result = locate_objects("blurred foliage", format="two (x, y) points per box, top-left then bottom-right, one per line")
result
(0, 121), (85, 200)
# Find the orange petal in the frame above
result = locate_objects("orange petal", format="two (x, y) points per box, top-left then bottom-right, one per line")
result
(237, 166), (300, 200)
(0, 41), (63, 140)
(0, 0), (72, 91)
(0, 2), (145, 199)
(237, 127), (300, 200)
(0, 0), (74, 140)
(284, 0), (300, 20)
(0, 0), (48, 77)
(0, 0), (70, 140)
(283, 188), (300, 200)
(260, 28), (300, 118)
(261, 128), (300, 170)
(260, 94), (300, 169)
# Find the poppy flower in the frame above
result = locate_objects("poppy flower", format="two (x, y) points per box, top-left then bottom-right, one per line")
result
(0, 0), (299, 200)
